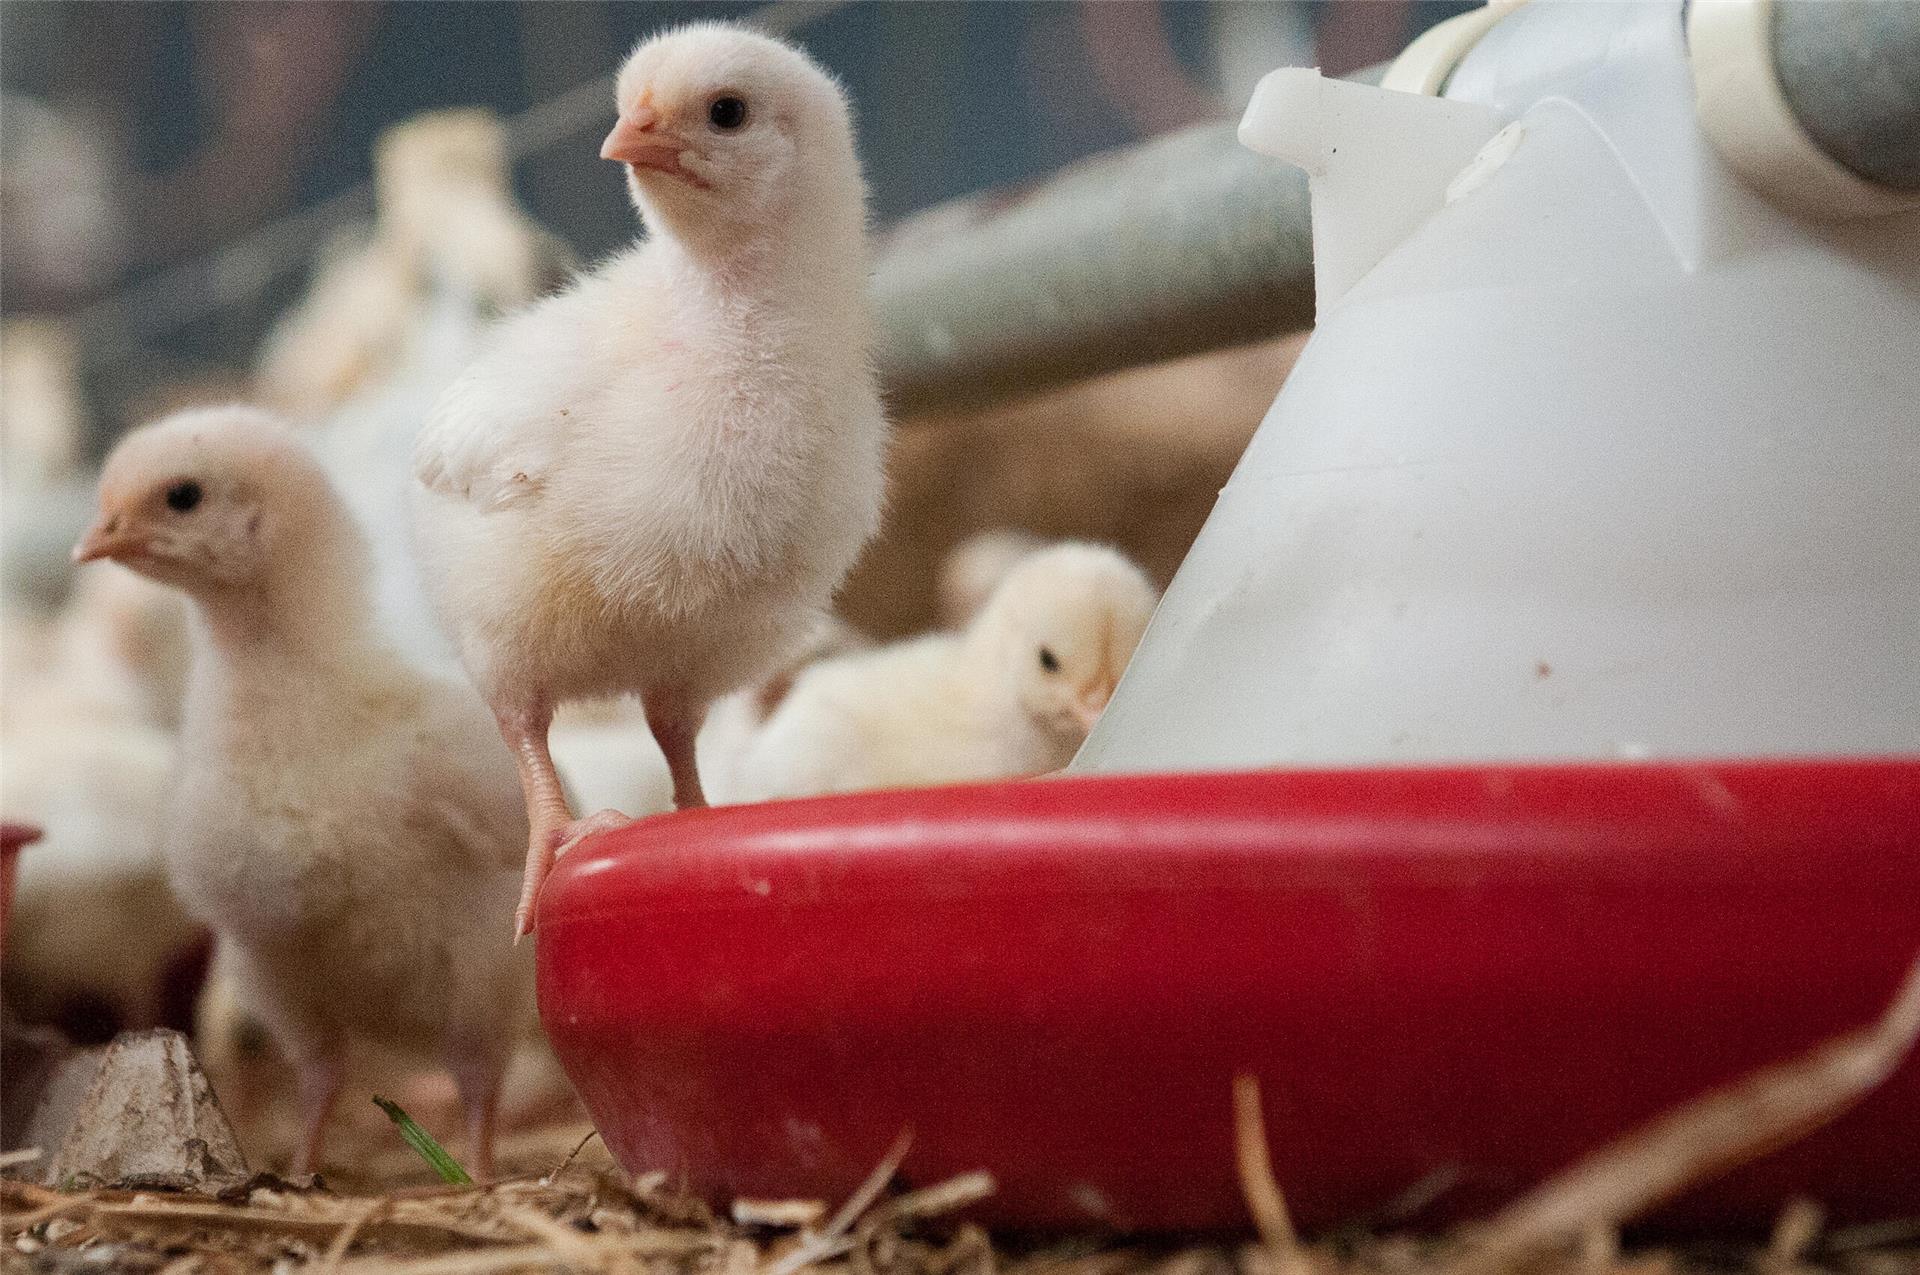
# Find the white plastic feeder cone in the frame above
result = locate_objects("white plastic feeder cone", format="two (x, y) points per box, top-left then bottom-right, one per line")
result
(1077, 0), (1920, 773)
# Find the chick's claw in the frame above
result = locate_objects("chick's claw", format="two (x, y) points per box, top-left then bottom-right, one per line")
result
(514, 809), (633, 940)
(512, 838), (556, 941)
(550, 808), (635, 857)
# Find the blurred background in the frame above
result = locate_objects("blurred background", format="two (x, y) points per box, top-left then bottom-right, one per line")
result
(2, 0), (1468, 438)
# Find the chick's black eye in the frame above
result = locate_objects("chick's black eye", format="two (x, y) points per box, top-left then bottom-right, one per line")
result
(1038, 647), (1060, 673)
(708, 95), (748, 130)
(165, 480), (203, 513)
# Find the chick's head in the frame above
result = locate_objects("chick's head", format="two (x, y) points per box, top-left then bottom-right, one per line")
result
(375, 109), (509, 209)
(969, 543), (1159, 743)
(374, 108), (511, 243)
(74, 405), (346, 598)
(603, 24), (861, 239)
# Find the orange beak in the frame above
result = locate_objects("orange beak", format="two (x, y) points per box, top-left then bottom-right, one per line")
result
(1071, 682), (1117, 732)
(72, 513), (146, 564)
(601, 106), (710, 190)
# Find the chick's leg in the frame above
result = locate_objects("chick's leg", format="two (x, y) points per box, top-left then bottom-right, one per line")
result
(648, 692), (709, 810)
(494, 702), (572, 938)
(290, 1052), (344, 1178)
(445, 1038), (507, 1182)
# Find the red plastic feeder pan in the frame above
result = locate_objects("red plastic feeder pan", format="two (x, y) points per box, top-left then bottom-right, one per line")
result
(537, 759), (1920, 1231)
(1, 821), (42, 952)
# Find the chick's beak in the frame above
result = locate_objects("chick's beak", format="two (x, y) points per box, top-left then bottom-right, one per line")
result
(601, 106), (708, 188)
(72, 513), (144, 564)
(1071, 682), (1117, 732)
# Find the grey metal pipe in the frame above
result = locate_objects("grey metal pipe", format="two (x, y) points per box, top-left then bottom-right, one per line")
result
(873, 0), (1920, 418)
(1774, 0), (1920, 190)
(869, 57), (1385, 416)
(870, 122), (1315, 417)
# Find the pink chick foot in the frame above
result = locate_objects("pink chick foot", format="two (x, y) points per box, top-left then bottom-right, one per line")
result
(514, 809), (633, 940)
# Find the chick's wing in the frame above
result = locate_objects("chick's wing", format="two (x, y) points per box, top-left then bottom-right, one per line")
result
(412, 361), (560, 511)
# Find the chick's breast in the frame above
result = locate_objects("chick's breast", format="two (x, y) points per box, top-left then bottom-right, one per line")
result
(170, 674), (526, 1050)
(413, 251), (884, 708)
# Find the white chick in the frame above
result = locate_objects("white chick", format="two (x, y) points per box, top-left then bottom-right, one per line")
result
(1, 318), (100, 616)
(312, 290), (496, 675)
(411, 24), (887, 935)
(74, 406), (533, 1178)
(3, 563), (199, 1037)
(373, 109), (570, 317)
(697, 613), (872, 800)
(251, 230), (418, 422)
(724, 543), (1158, 801)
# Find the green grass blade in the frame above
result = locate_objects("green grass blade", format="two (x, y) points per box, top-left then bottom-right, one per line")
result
(372, 1095), (474, 1185)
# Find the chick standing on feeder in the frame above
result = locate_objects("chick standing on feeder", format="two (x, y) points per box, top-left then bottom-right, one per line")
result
(720, 543), (1158, 802)
(411, 24), (887, 936)
(74, 406), (533, 1178)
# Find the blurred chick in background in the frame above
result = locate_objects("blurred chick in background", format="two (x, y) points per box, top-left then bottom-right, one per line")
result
(717, 542), (1157, 802)
(1, 587), (199, 1039)
(254, 109), (569, 424)
(1, 319), (103, 618)
(75, 406), (533, 1178)
(271, 111), (574, 674)
(0, 319), (87, 490)
(412, 25), (888, 936)
(371, 110), (571, 320)
(1, 313), (200, 1042)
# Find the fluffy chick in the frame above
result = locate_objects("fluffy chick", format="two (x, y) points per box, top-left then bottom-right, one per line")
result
(75, 406), (532, 1178)
(411, 24), (887, 934)
(724, 543), (1157, 801)
(373, 108), (570, 316)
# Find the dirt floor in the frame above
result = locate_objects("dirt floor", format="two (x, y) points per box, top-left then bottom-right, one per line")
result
(4, 1151), (1919, 1275)
(6, 1103), (1920, 1275)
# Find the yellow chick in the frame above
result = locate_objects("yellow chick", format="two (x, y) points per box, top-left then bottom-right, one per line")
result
(75, 405), (532, 1178)
(722, 543), (1158, 801)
